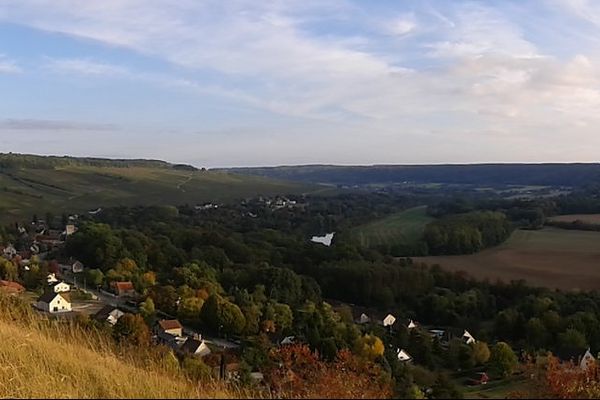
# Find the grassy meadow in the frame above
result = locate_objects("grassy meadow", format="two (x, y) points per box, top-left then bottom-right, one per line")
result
(416, 227), (600, 291)
(0, 164), (321, 222)
(348, 206), (434, 249)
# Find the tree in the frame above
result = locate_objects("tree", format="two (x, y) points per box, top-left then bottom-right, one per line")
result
(178, 297), (204, 321)
(219, 300), (246, 336)
(354, 334), (385, 361)
(489, 342), (518, 377)
(182, 357), (212, 381)
(113, 313), (151, 346)
(139, 297), (156, 322)
(200, 294), (220, 331)
(85, 268), (104, 288)
(472, 341), (491, 365)
(557, 328), (588, 359)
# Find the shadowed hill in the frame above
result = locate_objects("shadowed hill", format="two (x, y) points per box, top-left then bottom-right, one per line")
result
(222, 163), (600, 187)
(0, 153), (321, 222)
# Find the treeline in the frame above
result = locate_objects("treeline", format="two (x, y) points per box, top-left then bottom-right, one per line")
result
(423, 212), (512, 255)
(0, 153), (189, 170)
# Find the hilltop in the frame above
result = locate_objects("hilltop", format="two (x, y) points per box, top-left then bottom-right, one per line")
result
(0, 153), (321, 222)
(223, 163), (600, 186)
(0, 295), (238, 399)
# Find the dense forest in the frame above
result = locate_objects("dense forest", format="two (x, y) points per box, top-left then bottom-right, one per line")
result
(224, 163), (600, 187)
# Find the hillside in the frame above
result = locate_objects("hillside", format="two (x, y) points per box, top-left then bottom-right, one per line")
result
(223, 163), (600, 187)
(0, 295), (238, 399)
(0, 153), (321, 222)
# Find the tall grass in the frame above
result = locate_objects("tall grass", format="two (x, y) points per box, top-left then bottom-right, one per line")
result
(0, 295), (244, 398)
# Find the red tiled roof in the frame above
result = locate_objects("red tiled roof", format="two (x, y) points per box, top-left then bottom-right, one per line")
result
(158, 319), (183, 331)
(112, 281), (134, 292)
(0, 280), (25, 293)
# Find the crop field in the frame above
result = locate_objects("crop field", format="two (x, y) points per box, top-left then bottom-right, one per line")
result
(349, 206), (434, 248)
(547, 214), (600, 225)
(0, 165), (320, 223)
(415, 228), (600, 291)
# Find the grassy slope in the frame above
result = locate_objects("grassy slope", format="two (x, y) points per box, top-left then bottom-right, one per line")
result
(0, 295), (241, 399)
(416, 228), (600, 291)
(348, 206), (434, 248)
(0, 165), (320, 222)
(547, 214), (600, 225)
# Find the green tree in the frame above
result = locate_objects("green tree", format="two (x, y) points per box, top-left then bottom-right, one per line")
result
(85, 268), (104, 288)
(182, 357), (212, 381)
(113, 313), (151, 346)
(489, 342), (518, 378)
(178, 297), (204, 321)
(139, 297), (156, 322)
(472, 341), (491, 365)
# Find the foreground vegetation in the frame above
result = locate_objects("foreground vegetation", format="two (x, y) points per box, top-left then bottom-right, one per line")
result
(0, 295), (236, 399)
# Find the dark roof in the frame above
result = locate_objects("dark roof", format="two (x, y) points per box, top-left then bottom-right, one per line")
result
(37, 291), (70, 304)
(181, 338), (203, 354)
(158, 319), (183, 331)
(94, 305), (120, 321)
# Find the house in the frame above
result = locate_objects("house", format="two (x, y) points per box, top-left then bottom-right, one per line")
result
(407, 320), (417, 330)
(30, 243), (40, 254)
(156, 319), (184, 337)
(382, 314), (396, 327)
(397, 349), (413, 363)
(2, 244), (17, 259)
(65, 224), (77, 236)
(51, 281), (70, 293)
(35, 291), (71, 313)
(111, 281), (136, 297)
(180, 337), (211, 358)
(462, 330), (476, 344)
(0, 280), (25, 295)
(94, 305), (125, 326)
(580, 348), (596, 370)
(357, 313), (371, 325)
(72, 261), (84, 273)
(47, 273), (59, 285)
(280, 336), (296, 346)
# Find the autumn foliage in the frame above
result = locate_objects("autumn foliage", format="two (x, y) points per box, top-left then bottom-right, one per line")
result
(265, 344), (392, 399)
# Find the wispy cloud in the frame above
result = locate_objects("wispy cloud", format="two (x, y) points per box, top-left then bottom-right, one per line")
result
(0, 54), (21, 73)
(45, 57), (129, 76)
(0, 118), (118, 131)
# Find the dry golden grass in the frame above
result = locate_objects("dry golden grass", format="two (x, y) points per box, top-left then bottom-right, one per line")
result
(0, 295), (246, 399)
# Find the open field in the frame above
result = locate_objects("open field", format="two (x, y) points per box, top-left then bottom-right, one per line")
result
(0, 165), (321, 222)
(415, 228), (600, 291)
(349, 206), (434, 248)
(547, 214), (600, 225)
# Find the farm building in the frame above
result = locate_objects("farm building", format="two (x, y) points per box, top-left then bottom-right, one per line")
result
(36, 292), (71, 313)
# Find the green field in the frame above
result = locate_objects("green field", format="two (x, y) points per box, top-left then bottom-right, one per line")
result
(0, 164), (321, 222)
(416, 228), (600, 291)
(349, 206), (435, 248)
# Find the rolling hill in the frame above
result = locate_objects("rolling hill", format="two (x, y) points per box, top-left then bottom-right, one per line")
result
(223, 163), (600, 187)
(0, 153), (322, 222)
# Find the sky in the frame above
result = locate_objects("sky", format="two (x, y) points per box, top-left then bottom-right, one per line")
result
(1, 0), (600, 167)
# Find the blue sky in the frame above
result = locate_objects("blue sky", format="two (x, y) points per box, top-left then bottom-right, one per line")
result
(1, 0), (600, 167)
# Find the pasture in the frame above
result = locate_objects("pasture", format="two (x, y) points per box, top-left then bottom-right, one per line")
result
(349, 206), (434, 248)
(547, 214), (600, 225)
(415, 228), (600, 291)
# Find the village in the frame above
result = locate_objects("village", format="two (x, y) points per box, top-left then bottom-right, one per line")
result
(0, 211), (597, 392)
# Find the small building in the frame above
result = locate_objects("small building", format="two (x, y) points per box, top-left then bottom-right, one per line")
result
(382, 314), (396, 327)
(51, 281), (71, 293)
(462, 330), (476, 345)
(156, 319), (183, 337)
(280, 336), (296, 346)
(580, 348), (596, 370)
(180, 337), (211, 358)
(0, 280), (25, 295)
(357, 313), (371, 325)
(47, 273), (59, 285)
(65, 224), (77, 236)
(94, 305), (125, 326)
(407, 320), (417, 330)
(36, 291), (71, 313)
(397, 349), (413, 363)
(72, 261), (84, 274)
(2, 244), (17, 259)
(468, 372), (489, 386)
(111, 281), (136, 297)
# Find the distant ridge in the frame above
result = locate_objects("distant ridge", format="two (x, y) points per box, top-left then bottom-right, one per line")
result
(222, 163), (600, 186)
(0, 152), (196, 170)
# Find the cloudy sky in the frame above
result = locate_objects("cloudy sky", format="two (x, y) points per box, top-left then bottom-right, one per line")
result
(1, 0), (600, 167)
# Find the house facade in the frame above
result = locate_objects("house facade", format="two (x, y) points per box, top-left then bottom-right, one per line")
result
(36, 292), (71, 313)
(52, 282), (71, 293)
